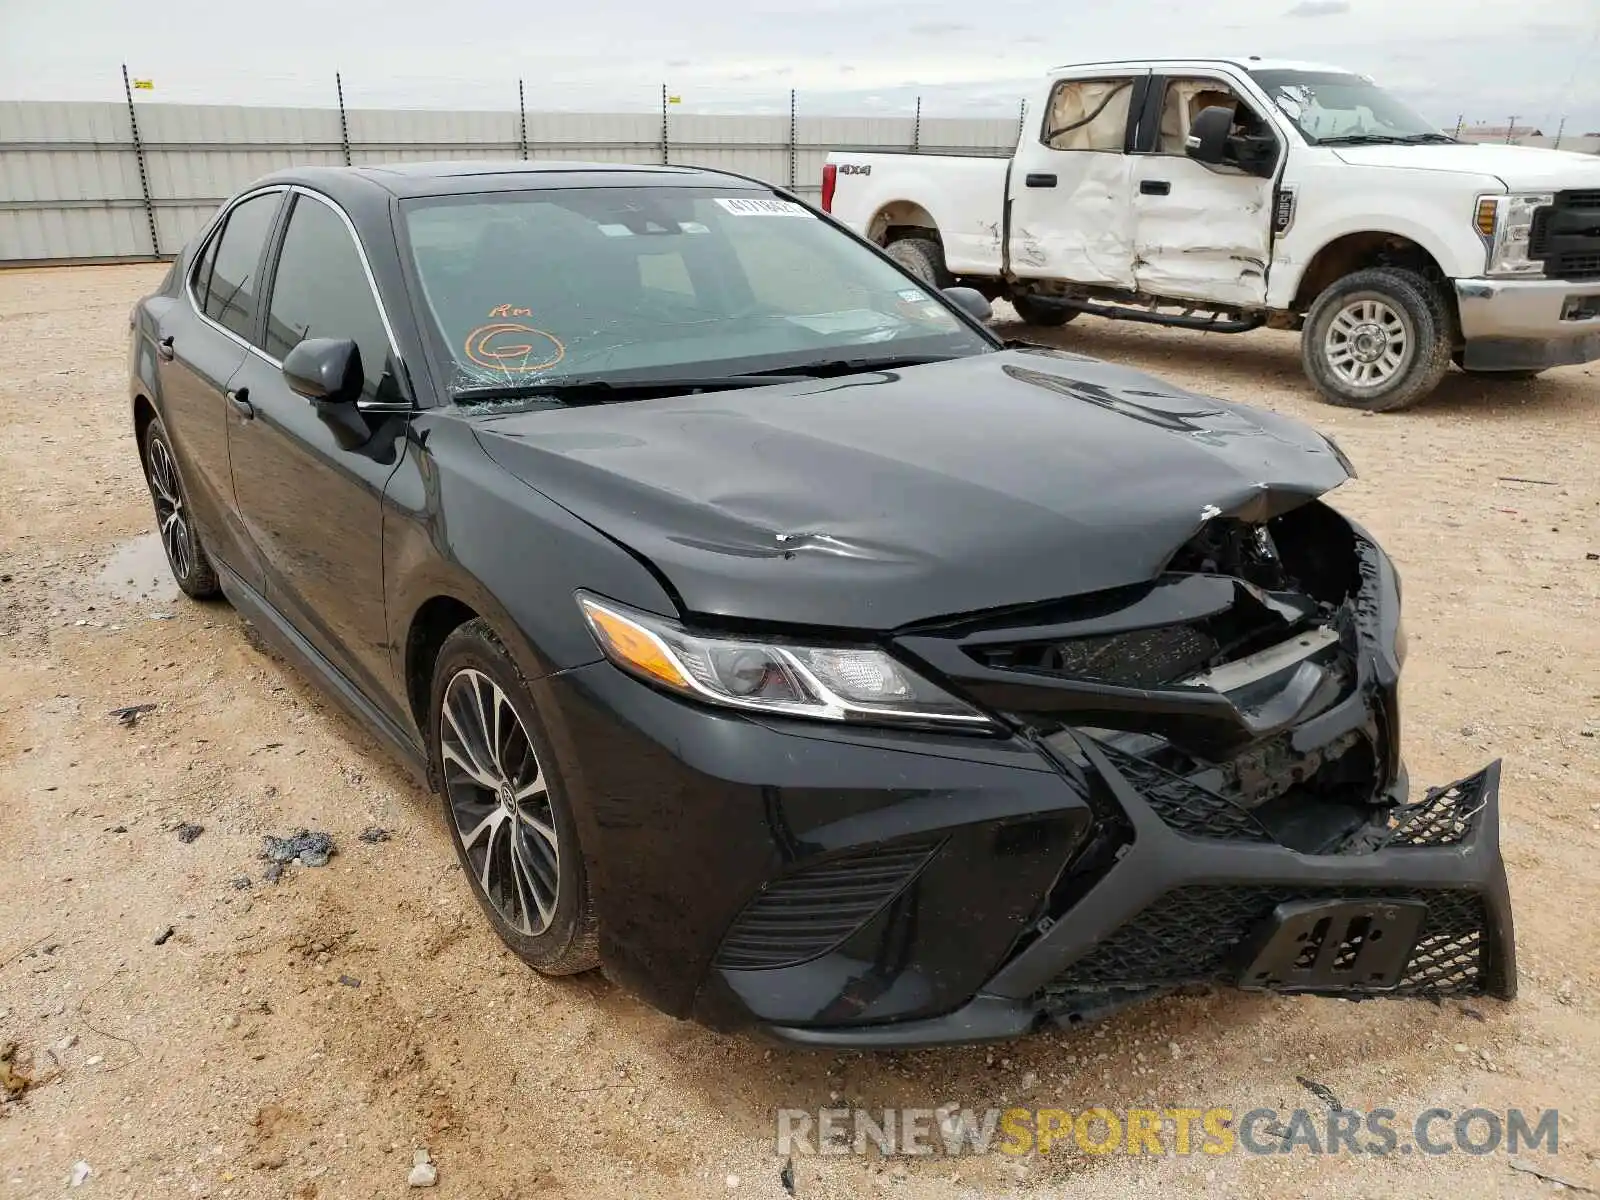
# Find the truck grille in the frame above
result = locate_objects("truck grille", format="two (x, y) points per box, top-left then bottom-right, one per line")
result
(1532, 191), (1600, 280)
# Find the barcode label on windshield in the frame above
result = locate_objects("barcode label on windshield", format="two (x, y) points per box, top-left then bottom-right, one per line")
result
(714, 197), (812, 217)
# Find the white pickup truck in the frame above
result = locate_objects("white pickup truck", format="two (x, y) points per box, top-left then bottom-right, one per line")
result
(824, 58), (1600, 410)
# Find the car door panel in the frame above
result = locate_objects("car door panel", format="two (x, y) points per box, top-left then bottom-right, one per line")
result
(226, 189), (413, 729)
(1130, 76), (1276, 306)
(1007, 72), (1146, 289)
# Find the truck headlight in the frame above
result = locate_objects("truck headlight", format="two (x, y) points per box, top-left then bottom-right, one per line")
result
(577, 593), (997, 731)
(1477, 192), (1554, 277)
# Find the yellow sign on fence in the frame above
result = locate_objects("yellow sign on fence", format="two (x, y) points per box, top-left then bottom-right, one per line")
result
(132, 79), (154, 90)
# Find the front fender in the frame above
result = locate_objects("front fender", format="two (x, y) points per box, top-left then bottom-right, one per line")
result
(381, 412), (679, 741)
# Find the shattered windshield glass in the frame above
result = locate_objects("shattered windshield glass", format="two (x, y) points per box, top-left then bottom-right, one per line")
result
(1249, 70), (1447, 144)
(400, 186), (991, 397)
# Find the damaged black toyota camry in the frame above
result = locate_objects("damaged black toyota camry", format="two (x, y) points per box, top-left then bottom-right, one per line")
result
(128, 160), (1515, 1046)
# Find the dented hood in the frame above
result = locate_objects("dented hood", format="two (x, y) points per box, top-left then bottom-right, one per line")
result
(471, 349), (1351, 629)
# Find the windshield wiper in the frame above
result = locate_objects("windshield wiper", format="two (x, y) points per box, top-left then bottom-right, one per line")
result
(1315, 133), (1409, 146)
(450, 373), (810, 406)
(753, 353), (964, 379)
(1393, 132), (1458, 144)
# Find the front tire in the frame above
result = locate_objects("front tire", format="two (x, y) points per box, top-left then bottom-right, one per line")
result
(1011, 294), (1080, 327)
(141, 416), (220, 599)
(1303, 267), (1453, 412)
(429, 619), (599, 975)
(884, 236), (951, 289)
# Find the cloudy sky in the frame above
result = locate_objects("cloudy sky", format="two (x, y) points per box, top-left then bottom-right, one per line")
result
(1, 0), (1596, 133)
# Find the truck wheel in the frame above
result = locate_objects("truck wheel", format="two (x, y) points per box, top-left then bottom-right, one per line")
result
(885, 237), (951, 289)
(1303, 268), (1453, 412)
(1011, 295), (1080, 327)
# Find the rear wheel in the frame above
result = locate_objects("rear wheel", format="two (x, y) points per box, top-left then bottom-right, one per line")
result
(430, 619), (599, 975)
(884, 236), (951, 289)
(1011, 294), (1080, 327)
(1302, 267), (1453, 412)
(140, 415), (220, 599)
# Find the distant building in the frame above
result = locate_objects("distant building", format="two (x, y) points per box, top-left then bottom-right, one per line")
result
(1460, 124), (1545, 142)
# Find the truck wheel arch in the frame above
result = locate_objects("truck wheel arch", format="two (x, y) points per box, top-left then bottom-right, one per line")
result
(868, 200), (940, 246)
(1290, 232), (1453, 321)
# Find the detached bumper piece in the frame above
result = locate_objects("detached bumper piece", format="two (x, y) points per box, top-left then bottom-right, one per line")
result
(1020, 746), (1514, 1022)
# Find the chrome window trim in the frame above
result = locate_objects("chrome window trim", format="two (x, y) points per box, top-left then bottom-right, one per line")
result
(183, 185), (289, 366)
(184, 183), (412, 413)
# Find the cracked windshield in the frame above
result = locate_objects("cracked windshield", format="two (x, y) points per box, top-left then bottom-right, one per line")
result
(403, 186), (991, 396)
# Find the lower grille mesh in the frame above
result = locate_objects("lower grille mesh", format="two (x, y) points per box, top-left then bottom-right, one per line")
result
(1043, 885), (1487, 996)
(715, 838), (942, 970)
(1096, 743), (1274, 842)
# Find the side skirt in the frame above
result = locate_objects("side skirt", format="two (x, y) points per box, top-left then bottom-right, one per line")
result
(215, 562), (431, 788)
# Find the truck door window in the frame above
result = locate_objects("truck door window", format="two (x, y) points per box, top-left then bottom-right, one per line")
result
(1043, 78), (1135, 152)
(1157, 79), (1249, 153)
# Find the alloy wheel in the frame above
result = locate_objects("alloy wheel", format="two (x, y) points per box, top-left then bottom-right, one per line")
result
(439, 667), (560, 936)
(146, 436), (192, 581)
(1324, 297), (1411, 389)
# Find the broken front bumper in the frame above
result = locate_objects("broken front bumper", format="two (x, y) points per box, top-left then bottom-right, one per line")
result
(764, 756), (1515, 1049)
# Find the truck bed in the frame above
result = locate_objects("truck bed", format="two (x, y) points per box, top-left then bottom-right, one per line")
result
(825, 153), (1009, 277)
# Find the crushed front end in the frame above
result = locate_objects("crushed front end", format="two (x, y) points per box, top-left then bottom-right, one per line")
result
(745, 500), (1515, 1046)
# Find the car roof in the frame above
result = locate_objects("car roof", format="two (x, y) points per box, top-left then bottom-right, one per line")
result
(1047, 57), (1357, 76)
(253, 159), (768, 200)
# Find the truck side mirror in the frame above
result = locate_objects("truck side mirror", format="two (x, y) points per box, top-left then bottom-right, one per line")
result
(1185, 106), (1234, 166)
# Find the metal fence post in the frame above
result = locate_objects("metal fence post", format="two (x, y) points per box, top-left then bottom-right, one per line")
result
(1554, 116), (1566, 151)
(336, 73), (352, 165)
(1453, 113), (1464, 139)
(913, 96), (921, 153)
(121, 64), (160, 258)
(518, 79), (529, 159)
(661, 84), (670, 165)
(789, 89), (797, 187)
(1017, 97), (1027, 144)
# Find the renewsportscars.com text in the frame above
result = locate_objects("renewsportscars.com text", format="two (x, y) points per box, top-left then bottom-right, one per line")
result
(775, 1106), (1561, 1158)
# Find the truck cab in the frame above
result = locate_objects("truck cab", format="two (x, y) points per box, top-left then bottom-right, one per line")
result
(825, 58), (1600, 410)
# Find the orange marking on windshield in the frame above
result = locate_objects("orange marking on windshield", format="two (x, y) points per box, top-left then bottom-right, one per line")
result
(463, 323), (566, 373)
(487, 304), (533, 318)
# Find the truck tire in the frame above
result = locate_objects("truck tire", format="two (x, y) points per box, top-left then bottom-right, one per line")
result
(885, 237), (951, 289)
(1011, 295), (1080, 327)
(1303, 268), (1453, 412)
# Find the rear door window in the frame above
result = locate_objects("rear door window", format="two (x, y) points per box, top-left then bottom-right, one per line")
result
(1043, 78), (1137, 151)
(201, 193), (281, 341)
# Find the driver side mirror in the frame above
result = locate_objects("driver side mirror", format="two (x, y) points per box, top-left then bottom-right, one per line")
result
(282, 337), (363, 405)
(942, 286), (993, 323)
(1186, 105), (1278, 179)
(1185, 105), (1235, 166)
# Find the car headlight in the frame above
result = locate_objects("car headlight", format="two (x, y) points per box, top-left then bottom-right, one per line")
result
(577, 593), (996, 731)
(1476, 192), (1553, 277)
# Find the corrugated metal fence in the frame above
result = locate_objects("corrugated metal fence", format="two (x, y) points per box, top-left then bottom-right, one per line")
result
(0, 99), (1019, 265)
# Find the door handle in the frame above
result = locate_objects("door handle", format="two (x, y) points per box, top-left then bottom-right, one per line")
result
(1024, 173), (1057, 189)
(226, 387), (254, 420)
(157, 335), (175, 362)
(1140, 180), (1172, 196)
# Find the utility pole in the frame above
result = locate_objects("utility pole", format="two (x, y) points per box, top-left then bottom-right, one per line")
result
(1452, 113), (1464, 139)
(1505, 116), (1518, 144)
(1553, 116), (1567, 150)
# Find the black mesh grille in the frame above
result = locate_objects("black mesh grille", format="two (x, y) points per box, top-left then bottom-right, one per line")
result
(978, 624), (1218, 689)
(1043, 885), (1488, 996)
(1562, 190), (1600, 208)
(1096, 744), (1274, 842)
(715, 838), (941, 970)
(1381, 772), (1489, 847)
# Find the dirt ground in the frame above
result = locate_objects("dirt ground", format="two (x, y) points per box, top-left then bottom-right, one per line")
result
(0, 263), (1596, 1200)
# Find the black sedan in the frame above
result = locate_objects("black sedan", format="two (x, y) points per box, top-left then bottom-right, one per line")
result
(127, 160), (1515, 1046)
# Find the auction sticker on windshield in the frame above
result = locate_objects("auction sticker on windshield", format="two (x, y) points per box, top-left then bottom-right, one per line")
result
(715, 197), (812, 217)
